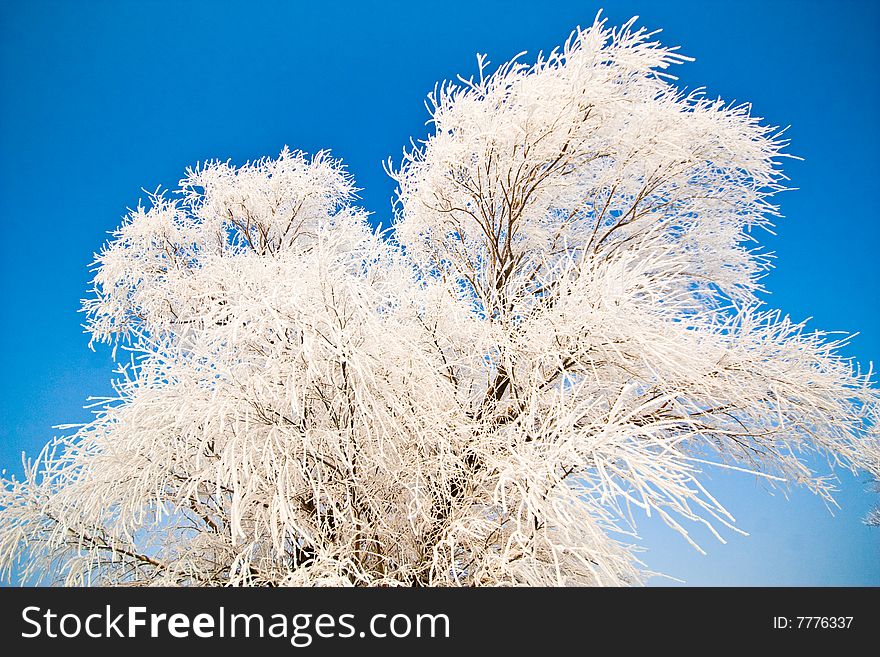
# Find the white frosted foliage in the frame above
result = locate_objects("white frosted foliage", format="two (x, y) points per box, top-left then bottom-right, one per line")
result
(1, 17), (877, 586)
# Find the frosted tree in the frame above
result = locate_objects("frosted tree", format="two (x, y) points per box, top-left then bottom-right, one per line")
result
(1, 16), (878, 586)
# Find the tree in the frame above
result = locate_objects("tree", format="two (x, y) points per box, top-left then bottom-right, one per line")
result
(1, 16), (877, 587)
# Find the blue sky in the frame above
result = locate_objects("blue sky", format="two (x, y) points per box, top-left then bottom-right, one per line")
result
(1, 0), (877, 585)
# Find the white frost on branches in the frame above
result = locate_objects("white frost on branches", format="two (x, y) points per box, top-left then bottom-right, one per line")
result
(1, 17), (878, 586)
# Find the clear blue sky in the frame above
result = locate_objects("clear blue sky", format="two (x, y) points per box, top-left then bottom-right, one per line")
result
(1, 0), (877, 585)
